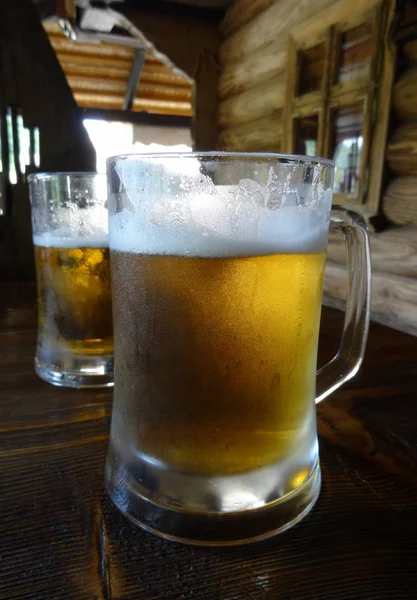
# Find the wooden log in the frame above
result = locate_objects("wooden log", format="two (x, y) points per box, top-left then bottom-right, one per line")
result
(219, 40), (286, 99)
(219, 0), (335, 66)
(403, 40), (417, 65)
(67, 75), (192, 101)
(218, 75), (285, 128)
(387, 122), (417, 176)
(393, 68), (417, 121)
(323, 262), (417, 337)
(326, 226), (417, 278)
(48, 35), (135, 60)
(58, 58), (191, 87)
(218, 111), (283, 151)
(220, 0), (273, 39)
(383, 176), (417, 225)
(57, 52), (132, 71)
(74, 92), (192, 116)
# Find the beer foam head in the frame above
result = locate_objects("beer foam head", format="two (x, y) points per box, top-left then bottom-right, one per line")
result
(34, 228), (108, 248)
(109, 183), (332, 257)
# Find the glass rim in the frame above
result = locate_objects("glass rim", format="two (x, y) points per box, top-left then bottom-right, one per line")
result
(106, 151), (334, 168)
(27, 172), (103, 183)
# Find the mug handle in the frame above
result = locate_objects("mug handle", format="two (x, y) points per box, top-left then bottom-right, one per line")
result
(316, 206), (372, 404)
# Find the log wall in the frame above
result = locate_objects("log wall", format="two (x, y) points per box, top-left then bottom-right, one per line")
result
(218, 0), (417, 335)
(217, 0), (336, 152)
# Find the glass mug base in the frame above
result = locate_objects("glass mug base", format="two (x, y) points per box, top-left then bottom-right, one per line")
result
(35, 355), (114, 389)
(105, 445), (321, 546)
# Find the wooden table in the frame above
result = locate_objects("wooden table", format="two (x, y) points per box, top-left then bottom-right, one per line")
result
(1, 283), (416, 600)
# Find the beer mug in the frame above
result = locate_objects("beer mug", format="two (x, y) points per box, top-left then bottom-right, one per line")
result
(28, 173), (113, 388)
(105, 153), (371, 545)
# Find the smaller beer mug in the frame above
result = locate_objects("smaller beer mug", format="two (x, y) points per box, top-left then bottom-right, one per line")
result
(28, 173), (113, 388)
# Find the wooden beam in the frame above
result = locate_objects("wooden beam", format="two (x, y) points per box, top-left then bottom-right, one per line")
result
(327, 226), (417, 278)
(323, 261), (417, 337)
(218, 74), (285, 128)
(218, 111), (283, 151)
(219, 40), (286, 99)
(383, 176), (417, 225)
(220, 0), (273, 39)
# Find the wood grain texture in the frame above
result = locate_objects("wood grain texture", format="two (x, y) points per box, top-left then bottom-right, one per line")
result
(219, 40), (286, 99)
(218, 75), (285, 128)
(393, 68), (417, 121)
(327, 226), (417, 277)
(324, 261), (417, 336)
(383, 176), (417, 225)
(387, 121), (417, 175)
(220, 0), (273, 39)
(1, 282), (417, 599)
(217, 111), (283, 150)
(219, 0), (335, 65)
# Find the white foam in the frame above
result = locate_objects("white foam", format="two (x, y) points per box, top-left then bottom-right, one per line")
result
(109, 193), (331, 257)
(34, 230), (108, 249)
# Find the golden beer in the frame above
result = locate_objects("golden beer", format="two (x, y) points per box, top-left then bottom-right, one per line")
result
(111, 249), (325, 475)
(35, 241), (113, 358)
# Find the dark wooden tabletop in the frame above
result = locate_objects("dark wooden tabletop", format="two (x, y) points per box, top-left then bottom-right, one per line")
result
(1, 283), (417, 600)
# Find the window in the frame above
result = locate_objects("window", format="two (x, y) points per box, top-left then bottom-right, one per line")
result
(283, 0), (395, 215)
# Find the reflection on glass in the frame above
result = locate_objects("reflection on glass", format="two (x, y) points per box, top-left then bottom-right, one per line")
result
(338, 23), (372, 83)
(297, 44), (326, 95)
(333, 105), (363, 195)
(6, 111), (16, 185)
(295, 116), (318, 156)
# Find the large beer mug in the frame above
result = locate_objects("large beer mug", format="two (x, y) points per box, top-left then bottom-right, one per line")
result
(105, 153), (370, 545)
(28, 173), (113, 388)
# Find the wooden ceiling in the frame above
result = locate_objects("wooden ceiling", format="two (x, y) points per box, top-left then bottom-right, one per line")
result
(44, 21), (193, 116)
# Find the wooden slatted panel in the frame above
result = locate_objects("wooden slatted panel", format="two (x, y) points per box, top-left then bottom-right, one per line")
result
(43, 21), (192, 116)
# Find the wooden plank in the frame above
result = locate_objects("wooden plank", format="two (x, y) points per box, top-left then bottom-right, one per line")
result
(324, 261), (417, 336)
(59, 59), (190, 87)
(219, 0), (337, 66)
(2, 282), (417, 598)
(218, 111), (283, 150)
(365, 0), (397, 216)
(387, 122), (417, 176)
(218, 75), (285, 128)
(48, 35), (135, 60)
(393, 68), (417, 121)
(74, 92), (193, 116)
(326, 226), (417, 278)
(219, 40), (286, 99)
(220, 0), (274, 39)
(67, 75), (192, 102)
(290, 0), (381, 42)
(383, 176), (417, 225)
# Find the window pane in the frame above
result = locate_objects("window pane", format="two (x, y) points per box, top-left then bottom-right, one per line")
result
(338, 23), (372, 83)
(297, 44), (326, 95)
(332, 105), (364, 195)
(294, 115), (319, 156)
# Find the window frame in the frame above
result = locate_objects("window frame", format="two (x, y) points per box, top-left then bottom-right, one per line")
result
(283, 0), (396, 217)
